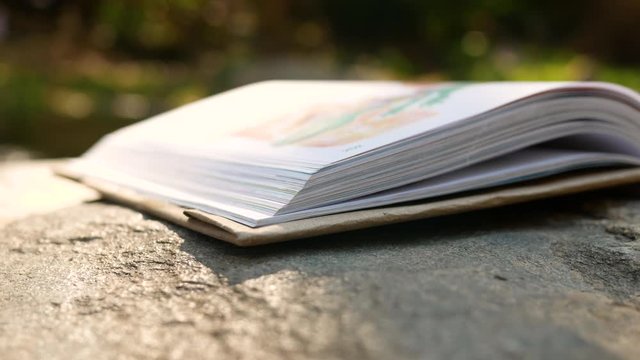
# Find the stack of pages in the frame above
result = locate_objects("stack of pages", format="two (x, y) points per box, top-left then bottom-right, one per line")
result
(66, 80), (640, 234)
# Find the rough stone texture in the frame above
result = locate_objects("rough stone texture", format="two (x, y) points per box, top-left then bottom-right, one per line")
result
(1, 187), (640, 360)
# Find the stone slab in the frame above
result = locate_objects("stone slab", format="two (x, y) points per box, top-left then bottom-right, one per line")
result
(0, 161), (639, 359)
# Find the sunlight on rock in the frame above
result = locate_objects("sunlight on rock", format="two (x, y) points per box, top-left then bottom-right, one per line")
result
(0, 161), (99, 227)
(236, 270), (330, 308)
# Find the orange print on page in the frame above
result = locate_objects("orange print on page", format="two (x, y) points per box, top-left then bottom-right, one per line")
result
(298, 106), (436, 147)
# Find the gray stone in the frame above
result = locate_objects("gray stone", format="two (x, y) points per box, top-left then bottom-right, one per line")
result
(1, 188), (640, 359)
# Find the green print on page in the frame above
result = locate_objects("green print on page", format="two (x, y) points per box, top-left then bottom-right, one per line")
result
(273, 83), (467, 147)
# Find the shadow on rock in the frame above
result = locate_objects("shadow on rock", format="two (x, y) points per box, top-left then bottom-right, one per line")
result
(176, 190), (620, 285)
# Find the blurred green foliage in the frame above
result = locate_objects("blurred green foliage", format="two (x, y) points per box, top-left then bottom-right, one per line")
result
(0, 0), (638, 156)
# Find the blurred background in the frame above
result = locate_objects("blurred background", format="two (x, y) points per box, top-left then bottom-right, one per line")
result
(0, 0), (639, 158)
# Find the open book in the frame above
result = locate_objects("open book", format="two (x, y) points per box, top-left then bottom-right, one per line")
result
(66, 80), (640, 229)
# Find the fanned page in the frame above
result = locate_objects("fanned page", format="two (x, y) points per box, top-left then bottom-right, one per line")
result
(69, 81), (640, 226)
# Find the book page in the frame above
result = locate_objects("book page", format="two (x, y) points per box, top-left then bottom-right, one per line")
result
(98, 81), (588, 169)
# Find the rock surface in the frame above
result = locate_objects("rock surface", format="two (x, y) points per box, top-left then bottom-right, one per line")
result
(1, 165), (640, 359)
(0, 160), (98, 226)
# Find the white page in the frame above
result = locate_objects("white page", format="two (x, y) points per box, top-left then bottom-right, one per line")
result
(89, 81), (606, 169)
